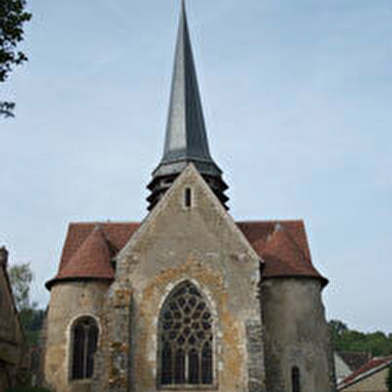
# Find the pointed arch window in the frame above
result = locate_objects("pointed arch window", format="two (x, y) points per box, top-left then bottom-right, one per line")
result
(158, 281), (214, 388)
(71, 316), (99, 380)
(291, 366), (300, 392)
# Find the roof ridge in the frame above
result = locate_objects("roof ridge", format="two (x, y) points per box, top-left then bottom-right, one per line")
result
(46, 225), (114, 289)
(236, 219), (304, 224)
(69, 221), (140, 225)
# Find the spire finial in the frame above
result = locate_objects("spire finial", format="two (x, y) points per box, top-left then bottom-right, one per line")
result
(147, 1), (229, 210)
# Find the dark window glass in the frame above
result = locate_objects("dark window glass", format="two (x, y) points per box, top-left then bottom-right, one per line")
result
(71, 317), (99, 380)
(201, 343), (213, 384)
(174, 349), (186, 384)
(185, 188), (192, 208)
(188, 349), (199, 384)
(292, 366), (300, 392)
(159, 281), (213, 387)
(72, 324), (85, 379)
(161, 344), (173, 385)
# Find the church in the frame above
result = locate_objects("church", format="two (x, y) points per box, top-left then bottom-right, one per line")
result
(43, 3), (335, 392)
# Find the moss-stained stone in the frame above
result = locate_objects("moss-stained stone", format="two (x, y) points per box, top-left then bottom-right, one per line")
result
(103, 166), (265, 392)
(44, 166), (335, 392)
(44, 281), (110, 392)
(261, 278), (335, 392)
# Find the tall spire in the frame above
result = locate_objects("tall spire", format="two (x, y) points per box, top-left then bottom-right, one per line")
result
(161, 0), (212, 167)
(147, 1), (228, 210)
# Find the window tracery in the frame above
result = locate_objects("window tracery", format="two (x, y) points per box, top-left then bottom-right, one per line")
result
(159, 281), (213, 388)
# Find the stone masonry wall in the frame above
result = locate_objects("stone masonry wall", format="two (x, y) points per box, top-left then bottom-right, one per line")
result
(44, 281), (110, 392)
(341, 366), (389, 392)
(107, 166), (266, 392)
(261, 278), (336, 392)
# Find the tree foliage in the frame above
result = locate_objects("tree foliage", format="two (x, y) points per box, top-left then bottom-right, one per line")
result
(0, 0), (31, 117)
(9, 263), (45, 345)
(329, 319), (392, 356)
(9, 263), (34, 310)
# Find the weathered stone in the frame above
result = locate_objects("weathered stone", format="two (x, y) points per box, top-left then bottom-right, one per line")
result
(261, 278), (335, 392)
(0, 247), (24, 391)
(44, 281), (110, 392)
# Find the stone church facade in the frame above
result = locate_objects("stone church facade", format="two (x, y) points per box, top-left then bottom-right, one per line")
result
(43, 3), (335, 392)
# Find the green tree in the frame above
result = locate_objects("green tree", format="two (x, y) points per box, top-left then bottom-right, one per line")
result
(9, 263), (34, 310)
(9, 263), (45, 345)
(0, 0), (32, 118)
(386, 365), (392, 392)
(329, 319), (348, 339)
(329, 319), (392, 356)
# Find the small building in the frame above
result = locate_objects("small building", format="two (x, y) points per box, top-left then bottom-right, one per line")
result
(335, 352), (372, 384)
(0, 247), (24, 391)
(338, 356), (392, 392)
(335, 353), (353, 384)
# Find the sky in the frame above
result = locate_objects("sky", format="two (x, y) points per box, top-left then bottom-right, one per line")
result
(1, 0), (391, 333)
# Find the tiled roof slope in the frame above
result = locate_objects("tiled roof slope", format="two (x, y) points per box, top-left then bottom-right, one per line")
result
(339, 356), (392, 389)
(46, 223), (139, 288)
(57, 226), (112, 280)
(46, 220), (327, 289)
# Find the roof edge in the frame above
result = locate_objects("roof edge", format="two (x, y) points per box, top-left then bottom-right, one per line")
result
(338, 358), (392, 390)
(260, 274), (329, 288)
(46, 276), (114, 291)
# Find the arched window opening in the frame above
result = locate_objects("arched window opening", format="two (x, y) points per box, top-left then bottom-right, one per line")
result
(159, 281), (213, 387)
(292, 366), (300, 392)
(71, 316), (98, 380)
(184, 188), (192, 208)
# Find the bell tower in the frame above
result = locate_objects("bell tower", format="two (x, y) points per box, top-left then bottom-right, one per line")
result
(147, 1), (228, 210)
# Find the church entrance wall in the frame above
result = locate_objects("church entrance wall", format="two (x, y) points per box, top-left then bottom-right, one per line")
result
(100, 167), (266, 392)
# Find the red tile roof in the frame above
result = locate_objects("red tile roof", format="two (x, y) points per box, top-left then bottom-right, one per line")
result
(237, 220), (327, 284)
(339, 356), (392, 388)
(46, 220), (327, 289)
(58, 226), (112, 279)
(46, 223), (139, 288)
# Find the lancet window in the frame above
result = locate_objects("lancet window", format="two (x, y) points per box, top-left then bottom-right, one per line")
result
(291, 366), (300, 392)
(158, 281), (214, 388)
(71, 316), (99, 380)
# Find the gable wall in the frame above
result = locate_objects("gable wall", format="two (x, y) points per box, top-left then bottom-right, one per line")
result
(342, 366), (390, 392)
(108, 167), (265, 392)
(335, 354), (353, 384)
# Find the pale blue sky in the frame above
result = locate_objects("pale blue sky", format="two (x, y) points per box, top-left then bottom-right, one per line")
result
(1, 0), (392, 332)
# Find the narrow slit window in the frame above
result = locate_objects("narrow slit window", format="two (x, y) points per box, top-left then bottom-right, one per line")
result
(185, 188), (192, 208)
(292, 366), (300, 392)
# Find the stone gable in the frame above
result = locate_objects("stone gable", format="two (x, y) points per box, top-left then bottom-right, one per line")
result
(102, 165), (265, 392)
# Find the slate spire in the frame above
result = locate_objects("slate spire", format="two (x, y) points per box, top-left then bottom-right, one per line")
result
(147, 1), (228, 210)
